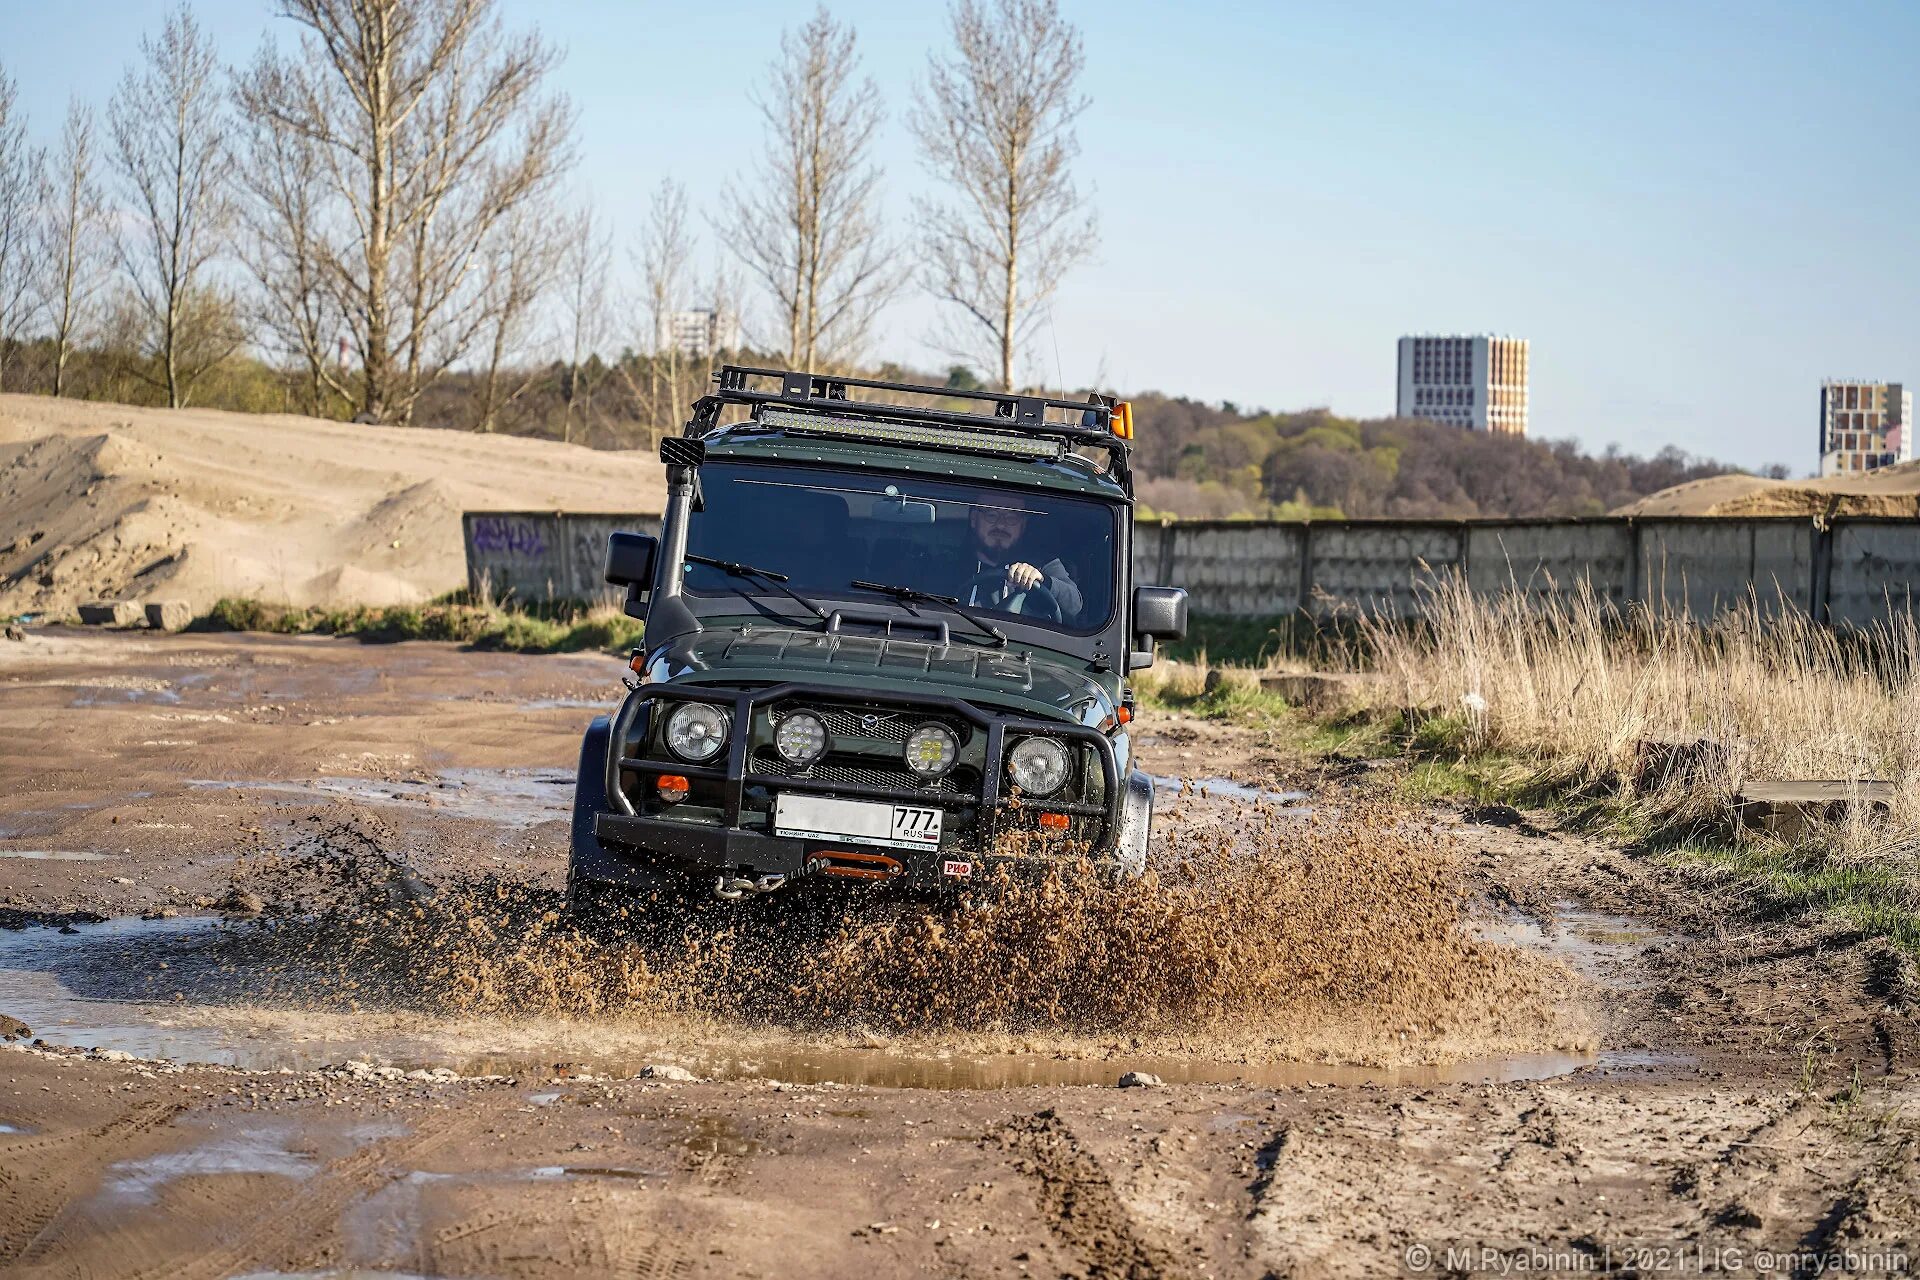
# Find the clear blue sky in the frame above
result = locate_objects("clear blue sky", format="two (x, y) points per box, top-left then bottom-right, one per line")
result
(6, 0), (1917, 472)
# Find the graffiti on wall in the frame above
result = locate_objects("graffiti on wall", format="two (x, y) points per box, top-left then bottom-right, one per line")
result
(469, 516), (548, 558)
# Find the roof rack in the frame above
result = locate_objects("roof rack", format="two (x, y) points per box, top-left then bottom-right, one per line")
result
(683, 365), (1132, 493)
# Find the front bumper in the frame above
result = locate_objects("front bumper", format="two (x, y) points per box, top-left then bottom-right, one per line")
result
(588, 680), (1123, 889)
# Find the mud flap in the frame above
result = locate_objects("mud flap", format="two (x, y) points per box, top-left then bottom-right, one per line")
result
(1109, 769), (1154, 879)
(567, 716), (616, 884)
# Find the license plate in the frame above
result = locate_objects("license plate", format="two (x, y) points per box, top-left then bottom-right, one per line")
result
(773, 793), (943, 851)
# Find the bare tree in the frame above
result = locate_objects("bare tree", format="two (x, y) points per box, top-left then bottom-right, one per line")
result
(555, 202), (610, 444)
(474, 194), (562, 433)
(717, 7), (896, 372)
(910, 0), (1097, 391)
(109, 5), (239, 408)
(46, 100), (110, 399)
(0, 69), (47, 392)
(630, 177), (692, 445)
(233, 53), (348, 416)
(237, 0), (573, 424)
(703, 260), (746, 374)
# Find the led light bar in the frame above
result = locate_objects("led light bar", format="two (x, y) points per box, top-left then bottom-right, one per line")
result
(759, 407), (1065, 461)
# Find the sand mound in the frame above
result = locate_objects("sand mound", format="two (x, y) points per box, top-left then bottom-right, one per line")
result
(1615, 460), (1920, 518)
(0, 394), (665, 616)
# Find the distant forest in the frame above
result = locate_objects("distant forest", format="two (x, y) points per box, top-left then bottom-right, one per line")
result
(1122, 391), (1771, 520)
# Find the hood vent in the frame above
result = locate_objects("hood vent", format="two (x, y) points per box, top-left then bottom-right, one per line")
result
(721, 629), (1033, 692)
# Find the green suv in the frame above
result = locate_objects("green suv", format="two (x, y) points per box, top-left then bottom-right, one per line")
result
(568, 366), (1187, 912)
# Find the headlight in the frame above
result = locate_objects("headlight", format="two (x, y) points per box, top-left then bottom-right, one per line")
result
(664, 701), (730, 762)
(903, 723), (958, 778)
(1008, 736), (1070, 797)
(775, 711), (828, 766)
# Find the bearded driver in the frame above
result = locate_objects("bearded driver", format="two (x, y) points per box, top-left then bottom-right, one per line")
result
(961, 505), (1083, 624)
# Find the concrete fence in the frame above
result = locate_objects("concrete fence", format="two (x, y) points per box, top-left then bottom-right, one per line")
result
(465, 510), (1920, 629)
(463, 512), (660, 607)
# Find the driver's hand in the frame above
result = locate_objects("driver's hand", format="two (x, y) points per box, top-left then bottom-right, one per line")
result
(1005, 562), (1044, 591)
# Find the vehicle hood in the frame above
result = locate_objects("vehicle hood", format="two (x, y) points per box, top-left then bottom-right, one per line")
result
(663, 627), (1117, 727)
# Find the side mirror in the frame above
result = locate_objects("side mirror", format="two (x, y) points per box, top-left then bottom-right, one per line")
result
(606, 532), (657, 588)
(606, 531), (658, 619)
(1128, 585), (1188, 671)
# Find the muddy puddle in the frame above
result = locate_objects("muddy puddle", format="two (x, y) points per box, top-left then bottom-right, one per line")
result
(189, 768), (573, 827)
(1476, 903), (1670, 984)
(1149, 774), (1310, 806)
(100, 1121), (322, 1207)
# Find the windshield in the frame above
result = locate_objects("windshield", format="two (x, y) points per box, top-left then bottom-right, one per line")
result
(683, 462), (1116, 632)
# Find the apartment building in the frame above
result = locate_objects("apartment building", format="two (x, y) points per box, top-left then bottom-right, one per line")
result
(657, 308), (742, 360)
(1819, 380), (1911, 476)
(1395, 334), (1529, 436)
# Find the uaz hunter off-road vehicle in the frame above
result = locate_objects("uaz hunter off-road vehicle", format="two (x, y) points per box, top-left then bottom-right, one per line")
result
(568, 366), (1187, 915)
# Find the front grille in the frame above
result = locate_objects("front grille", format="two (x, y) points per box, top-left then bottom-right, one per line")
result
(753, 747), (972, 796)
(820, 707), (915, 744)
(776, 704), (969, 747)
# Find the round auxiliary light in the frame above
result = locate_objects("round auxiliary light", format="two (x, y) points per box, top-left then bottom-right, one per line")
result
(1007, 736), (1070, 798)
(902, 722), (958, 778)
(664, 701), (730, 763)
(775, 711), (828, 767)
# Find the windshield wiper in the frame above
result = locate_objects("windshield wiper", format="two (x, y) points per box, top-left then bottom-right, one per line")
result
(686, 553), (828, 621)
(848, 579), (1008, 647)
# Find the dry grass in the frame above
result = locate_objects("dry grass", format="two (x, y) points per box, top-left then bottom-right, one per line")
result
(1347, 575), (1920, 850)
(199, 596), (647, 654)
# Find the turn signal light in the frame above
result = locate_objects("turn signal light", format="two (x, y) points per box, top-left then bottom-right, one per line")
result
(1116, 706), (1132, 725)
(656, 774), (690, 803)
(1037, 812), (1070, 831)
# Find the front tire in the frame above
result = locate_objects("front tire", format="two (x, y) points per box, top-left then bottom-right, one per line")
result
(567, 715), (684, 940)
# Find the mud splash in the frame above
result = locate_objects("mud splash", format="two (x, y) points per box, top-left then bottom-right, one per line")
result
(0, 799), (1597, 1078)
(0, 914), (1624, 1086)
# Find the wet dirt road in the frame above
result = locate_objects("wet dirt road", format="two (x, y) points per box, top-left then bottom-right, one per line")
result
(1, 627), (1916, 1277)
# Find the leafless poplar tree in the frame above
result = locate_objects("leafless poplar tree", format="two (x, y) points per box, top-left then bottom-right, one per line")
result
(0, 69), (47, 392)
(46, 100), (109, 398)
(704, 261), (746, 370)
(556, 202), (610, 445)
(910, 0), (1097, 391)
(629, 177), (692, 445)
(717, 6), (896, 372)
(109, 5), (239, 408)
(474, 195), (562, 433)
(233, 60), (347, 416)
(237, 0), (573, 424)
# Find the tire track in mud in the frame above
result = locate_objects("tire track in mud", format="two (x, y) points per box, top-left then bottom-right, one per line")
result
(1797, 1128), (1920, 1254)
(1667, 1095), (1920, 1246)
(1669, 1098), (1825, 1233)
(990, 1109), (1190, 1280)
(0, 1099), (187, 1268)
(107, 1105), (491, 1280)
(430, 1198), (696, 1279)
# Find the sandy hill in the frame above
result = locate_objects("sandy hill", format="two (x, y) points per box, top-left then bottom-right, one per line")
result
(1614, 461), (1920, 518)
(0, 395), (664, 615)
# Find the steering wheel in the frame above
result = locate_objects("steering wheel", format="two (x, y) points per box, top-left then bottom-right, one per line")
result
(966, 568), (1063, 622)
